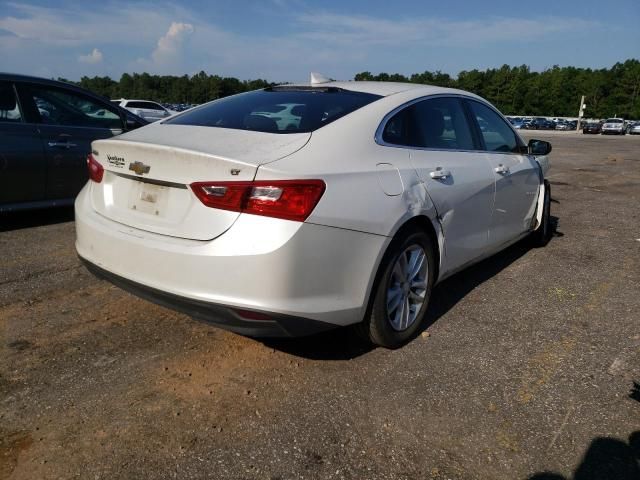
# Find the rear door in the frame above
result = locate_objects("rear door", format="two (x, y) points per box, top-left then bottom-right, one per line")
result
(0, 80), (46, 207)
(17, 83), (124, 200)
(464, 99), (540, 248)
(381, 96), (496, 271)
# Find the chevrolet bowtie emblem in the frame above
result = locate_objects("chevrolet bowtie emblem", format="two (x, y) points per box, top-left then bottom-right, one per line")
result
(129, 161), (150, 175)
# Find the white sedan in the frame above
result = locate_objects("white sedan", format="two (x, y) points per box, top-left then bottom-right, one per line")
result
(111, 99), (176, 123)
(76, 79), (552, 348)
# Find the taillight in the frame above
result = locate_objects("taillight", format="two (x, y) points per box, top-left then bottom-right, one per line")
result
(87, 153), (104, 183)
(190, 180), (325, 222)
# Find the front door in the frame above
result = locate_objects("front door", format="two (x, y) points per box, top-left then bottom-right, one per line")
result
(464, 99), (540, 248)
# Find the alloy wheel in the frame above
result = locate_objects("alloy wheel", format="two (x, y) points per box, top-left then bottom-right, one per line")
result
(386, 245), (428, 331)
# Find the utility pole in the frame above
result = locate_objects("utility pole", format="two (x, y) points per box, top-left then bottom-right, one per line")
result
(577, 95), (586, 131)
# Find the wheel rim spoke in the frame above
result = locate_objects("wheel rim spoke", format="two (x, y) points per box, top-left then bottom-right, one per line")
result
(408, 289), (425, 301)
(408, 249), (425, 280)
(411, 279), (427, 289)
(401, 297), (410, 329)
(387, 286), (403, 312)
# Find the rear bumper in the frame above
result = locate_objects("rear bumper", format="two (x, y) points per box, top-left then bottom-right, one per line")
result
(75, 185), (387, 335)
(80, 257), (334, 337)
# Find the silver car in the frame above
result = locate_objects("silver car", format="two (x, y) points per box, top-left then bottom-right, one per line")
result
(76, 79), (552, 348)
(601, 118), (626, 135)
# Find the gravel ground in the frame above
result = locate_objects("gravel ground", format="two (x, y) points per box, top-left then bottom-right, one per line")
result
(1, 133), (639, 480)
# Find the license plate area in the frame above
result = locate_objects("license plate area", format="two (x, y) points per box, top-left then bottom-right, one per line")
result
(129, 181), (169, 216)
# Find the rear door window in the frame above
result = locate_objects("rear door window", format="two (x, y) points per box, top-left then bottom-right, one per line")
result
(24, 85), (122, 129)
(165, 88), (381, 133)
(0, 81), (23, 123)
(382, 96), (475, 150)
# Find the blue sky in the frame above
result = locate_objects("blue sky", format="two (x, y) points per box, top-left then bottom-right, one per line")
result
(1, 0), (638, 82)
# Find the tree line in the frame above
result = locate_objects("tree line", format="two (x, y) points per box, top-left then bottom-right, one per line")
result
(61, 72), (272, 106)
(355, 59), (640, 119)
(64, 59), (640, 119)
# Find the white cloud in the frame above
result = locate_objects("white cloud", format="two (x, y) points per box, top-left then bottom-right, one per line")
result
(296, 13), (599, 48)
(0, 2), (192, 46)
(0, 1), (614, 82)
(78, 47), (103, 64)
(151, 22), (194, 64)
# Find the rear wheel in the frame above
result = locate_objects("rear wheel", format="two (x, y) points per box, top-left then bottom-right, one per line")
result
(530, 180), (552, 247)
(359, 228), (435, 348)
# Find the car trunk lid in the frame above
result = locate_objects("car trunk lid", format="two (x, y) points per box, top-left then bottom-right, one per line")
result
(89, 124), (310, 240)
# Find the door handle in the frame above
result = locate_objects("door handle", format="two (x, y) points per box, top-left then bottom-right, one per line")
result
(48, 141), (78, 149)
(494, 164), (510, 175)
(429, 168), (451, 180)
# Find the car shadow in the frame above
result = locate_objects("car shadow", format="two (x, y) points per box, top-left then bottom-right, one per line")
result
(528, 431), (640, 480)
(418, 237), (532, 335)
(262, 228), (555, 361)
(551, 215), (564, 237)
(630, 382), (640, 403)
(0, 206), (75, 232)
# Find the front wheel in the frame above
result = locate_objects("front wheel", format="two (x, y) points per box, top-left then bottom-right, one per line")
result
(359, 229), (435, 348)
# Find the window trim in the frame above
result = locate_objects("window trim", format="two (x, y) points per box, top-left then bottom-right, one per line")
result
(461, 98), (528, 155)
(375, 93), (526, 155)
(0, 81), (25, 125)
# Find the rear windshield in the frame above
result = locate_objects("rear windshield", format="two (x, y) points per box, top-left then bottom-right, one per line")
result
(164, 88), (382, 133)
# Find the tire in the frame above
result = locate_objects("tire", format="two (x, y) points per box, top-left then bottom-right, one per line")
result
(530, 180), (552, 247)
(358, 228), (436, 348)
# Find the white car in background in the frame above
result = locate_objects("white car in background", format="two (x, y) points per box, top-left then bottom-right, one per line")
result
(77, 79), (552, 348)
(601, 118), (626, 135)
(111, 99), (176, 123)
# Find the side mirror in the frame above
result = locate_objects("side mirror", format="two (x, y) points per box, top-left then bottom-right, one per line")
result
(528, 139), (552, 156)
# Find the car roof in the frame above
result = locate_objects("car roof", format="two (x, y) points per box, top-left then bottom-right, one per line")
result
(283, 80), (475, 98)
(0, 72), (94, 92)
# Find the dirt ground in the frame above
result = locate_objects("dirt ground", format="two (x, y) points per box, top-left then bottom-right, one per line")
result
(1, 132), (639, 480)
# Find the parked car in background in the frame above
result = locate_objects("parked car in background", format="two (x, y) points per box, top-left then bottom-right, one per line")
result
(0, 73), (147, 212)
(163, 103), (198, 112)
(76, 80), (553, 348)
(531, 118), (556, 130)
(555, 121), (571, 130)
(627, 122), (640, 135)
(112, 99), (176, 122)
(601, 118), (626, 135)
(583, 122), (602, 134)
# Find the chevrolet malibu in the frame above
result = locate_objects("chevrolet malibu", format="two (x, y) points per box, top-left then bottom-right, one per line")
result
(75, 79), (552, 348)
